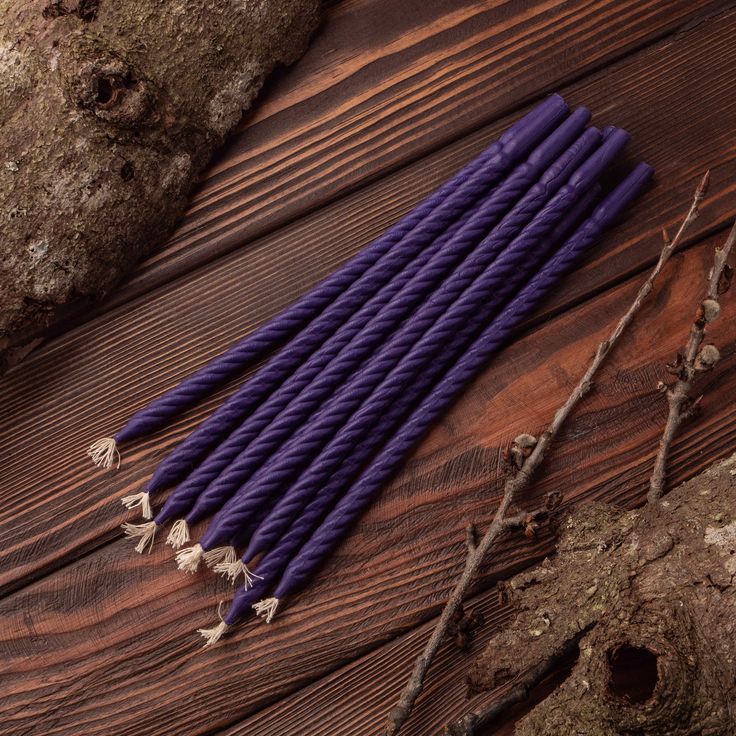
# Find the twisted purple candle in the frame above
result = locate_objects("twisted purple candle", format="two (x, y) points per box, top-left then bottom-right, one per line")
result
(157, 196), (479, 539)
(120, 101), (569, 523)
(200, 171), (628, 644)
(198, 128), (622, 555)
(253, 163), (653, 614)
(241, 186), (601, 566)
(162, 109), (589, 540)
(198, 196), (593, 600)
(94, 95), (569, 471)
(210, 197), (583, 603)
(199, 165), (651, 638)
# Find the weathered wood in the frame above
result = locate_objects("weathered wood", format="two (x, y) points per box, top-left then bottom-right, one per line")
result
(3, 3), (736, 734)
(1, 234), (734, 736)
(44, 0), (728, 319)
(2, 3), (736, 592)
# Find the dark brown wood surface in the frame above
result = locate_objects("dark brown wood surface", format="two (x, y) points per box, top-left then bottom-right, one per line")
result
(2, 2), (736, 735)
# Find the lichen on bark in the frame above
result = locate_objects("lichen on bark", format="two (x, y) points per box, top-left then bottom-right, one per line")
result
(467, 453), (736, 735)
(0, 0), (320, 364)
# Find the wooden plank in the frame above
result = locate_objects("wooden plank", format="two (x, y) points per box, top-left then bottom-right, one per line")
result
(2, 233), (735, 736)
(3, 3), (736, 592)
(56, 0), (726, 314)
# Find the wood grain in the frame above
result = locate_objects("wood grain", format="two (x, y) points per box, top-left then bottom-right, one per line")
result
(3, 3), (736, 593)
(2, 233), (735, 736)
(3, 3), (736, 734)
(218, 586), (571, 736)
(43, 0), (728, 321)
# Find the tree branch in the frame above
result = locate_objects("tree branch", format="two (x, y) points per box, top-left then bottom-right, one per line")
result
(648, 218), (736, 502)
(384, 172), (711, 736)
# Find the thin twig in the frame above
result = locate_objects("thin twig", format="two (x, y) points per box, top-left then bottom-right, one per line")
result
(648, 217), (736, 502)
(444, 627), (589, 735)
(385, 173), (710, 736)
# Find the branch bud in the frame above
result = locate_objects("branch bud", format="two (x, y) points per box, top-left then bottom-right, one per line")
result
(510, 433), (538, 469)
(695, 344), (720, 371)
(701, 299), (721, 323)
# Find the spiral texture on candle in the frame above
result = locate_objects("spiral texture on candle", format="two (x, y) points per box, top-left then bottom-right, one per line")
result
(116, 95), (569, 447)
(227, 193), (592, 625)
(155, 196), (476, 525)
(270, 163), (653, 601)
(226, 185), (599, 623)
(202, 127), (619, 551)
(178, 109), (590, 531)
(241, 123), (600, 560)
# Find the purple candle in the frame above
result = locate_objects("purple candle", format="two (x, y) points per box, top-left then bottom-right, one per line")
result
(160, 109), (589, 542)
(157, 194), (480, 543)
(119, 105), (571, 526)
(198, 165), (652, 640)
(178, 123), (602, 567)
(92, 95), (569, 471)
(193, 127), (619, 559)
(237, 185), (602, 570)
(206, 181), (594, 628)
(204, 183), (599, 606)
(251, 163), (654, 619)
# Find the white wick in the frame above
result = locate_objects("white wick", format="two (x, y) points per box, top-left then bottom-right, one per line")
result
(214, 559), (263, 588)
(88, 437), (120, 469)
(122, 521), (157, 554)
(121, 492), (152, 520)
(176, 543), (203, 573)
(202, 545), (236, 568)
(166, 519), (191, 549)
(253, 597), (279, 624)
(197, 621), (229, 647)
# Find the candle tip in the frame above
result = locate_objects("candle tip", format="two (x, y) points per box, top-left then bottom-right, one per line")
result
(197, 620), (229, 647)
(166, 519), (191, 549)
(88, 436), (120, 469)
(202, 545), (237, 568)
(214, 559), (264, 588)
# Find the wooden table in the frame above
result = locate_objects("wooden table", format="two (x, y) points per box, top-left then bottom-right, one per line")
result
(3, 1), (736, 734)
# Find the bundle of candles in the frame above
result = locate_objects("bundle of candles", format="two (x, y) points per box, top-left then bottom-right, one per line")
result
(90, 93), (652, 643)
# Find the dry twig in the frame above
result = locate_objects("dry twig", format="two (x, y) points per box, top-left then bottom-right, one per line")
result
(385, 173), (711, 736)
(444, 630), (588, 736)
(648, 218), (736, 501)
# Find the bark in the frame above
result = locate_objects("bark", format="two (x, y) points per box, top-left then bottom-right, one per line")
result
(0, 0), (320, 365)
(467, 453), (736, 735)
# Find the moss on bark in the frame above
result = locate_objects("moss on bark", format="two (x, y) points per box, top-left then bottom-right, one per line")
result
(0, 0), (320, 363)
(468, 454), (736, 734)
